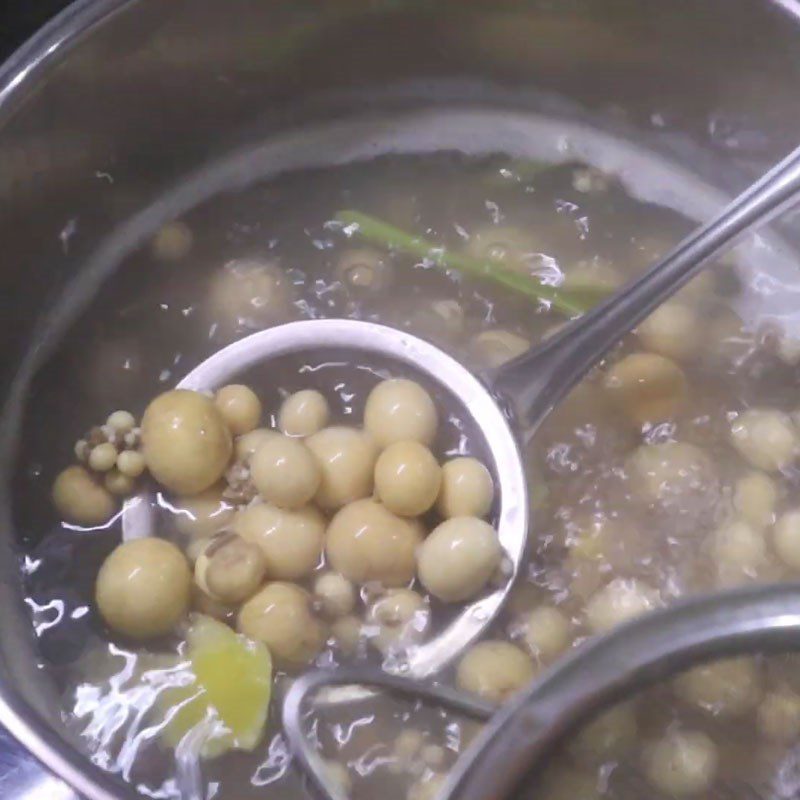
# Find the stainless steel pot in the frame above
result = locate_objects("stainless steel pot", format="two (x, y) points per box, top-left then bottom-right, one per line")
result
(4, 1), (800, 797)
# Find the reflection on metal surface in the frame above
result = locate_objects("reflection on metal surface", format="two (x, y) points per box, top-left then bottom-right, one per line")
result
(0, 728), (75, 800)
(0, 0), (129, 114)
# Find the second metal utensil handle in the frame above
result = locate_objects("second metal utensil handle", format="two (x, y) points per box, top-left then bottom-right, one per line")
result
(494, 143), (800, 427)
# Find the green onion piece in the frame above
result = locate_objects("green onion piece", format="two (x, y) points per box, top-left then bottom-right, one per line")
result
(335, 209), (597, 317)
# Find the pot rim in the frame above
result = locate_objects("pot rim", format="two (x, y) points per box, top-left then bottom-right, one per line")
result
(0, 0), (132, 124)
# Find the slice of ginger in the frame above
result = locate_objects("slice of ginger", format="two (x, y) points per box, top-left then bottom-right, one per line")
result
(159, 614), (272, 758)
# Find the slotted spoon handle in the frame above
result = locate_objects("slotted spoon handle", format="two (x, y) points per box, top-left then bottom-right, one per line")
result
(492, 142), (800, 428)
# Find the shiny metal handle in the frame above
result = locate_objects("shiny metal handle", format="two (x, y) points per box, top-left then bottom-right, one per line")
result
(283, 668), (495, 800)
(493, 143), (800, 428)
(441, 582), (800, 800)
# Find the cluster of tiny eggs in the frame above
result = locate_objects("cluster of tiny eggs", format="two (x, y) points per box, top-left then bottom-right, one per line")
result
(52, 410), (146, 525)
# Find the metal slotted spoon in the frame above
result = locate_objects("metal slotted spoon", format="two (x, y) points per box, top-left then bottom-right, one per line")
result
(122, 144), (800, 798)
(278, 142), (800, 800)
(123, 319), (528, 680)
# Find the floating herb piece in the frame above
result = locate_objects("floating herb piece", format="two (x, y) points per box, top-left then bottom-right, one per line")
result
(335, 210), (600, 317)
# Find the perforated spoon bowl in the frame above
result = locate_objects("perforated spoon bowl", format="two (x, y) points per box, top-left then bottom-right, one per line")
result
(122, 318), (529, 681)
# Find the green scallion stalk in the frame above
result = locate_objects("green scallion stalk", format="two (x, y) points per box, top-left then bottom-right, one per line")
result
(335, 209), (596, 317)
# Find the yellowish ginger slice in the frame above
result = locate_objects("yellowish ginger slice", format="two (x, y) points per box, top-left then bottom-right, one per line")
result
(160, 615), (272, 758)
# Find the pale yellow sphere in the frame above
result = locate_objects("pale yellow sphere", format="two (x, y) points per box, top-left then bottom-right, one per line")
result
(536, 767), (603, 800)
(237, 582), (325, 670)
(364, 379), (438, 448)
(570, 704), (638, 764)
(730, 408), (798, 472)
(773, 509), (800, 571)
(116, 450), (146, 479)
(312, 572), (356, 619)
(331, 615), (363, 655)
(374, 441), (442, 517)
(207, 259), (293, 331)
(234, 427), (282, 462)
(436, 457), (494, 519)
(563, 258), (622, 293)
(410, 298), (465, 343)
(392, 728), (424, 768)
(643, 730), (718, 796)
(757, 689), (800, 743)
(517, 606), (572, 663)
(171, 486), (234, 538)
(335, 247), (393, 293)
(95, 538), (191, 639)
(278, 390), (329, 437)
(674, 657), (762, 717)
(52, 465), (116, 525)
(185, 535), (213, 565)
(214, 384), (262, 435)
(366, 589), (430, 653)
(89, 442), (118, 472)
(104, 469), (136, 497)
(733, 471), (777, 529)
(778, 333), (800, 366)
(507, 581), (545, 617)
(456, 640), (535, 702)
(141, 390), (232, 495)
(626, 441), (716, 505)
(678, 270), (717, 304)
(305, 426), (378, 510)
(408, 773), (447, 800)
(417, 517), (501, 602)
(250, 435), (321, 509)
(421, 744), (446, 769)
(604, 352), (687, 425)
(585, 578), (661, 633)
(636, 301), (700, 362)
(325, 499), (423, 586)
(106, 409), (136, 433)
(712, 519), (773, 588)
(234, 503), (324, 580)
(151, 220), (193, 261)
(469, 329), (530, 369)
(194, 533), (266, 604)
(564, 512), (621, 565)
(466, 224), (535, 269)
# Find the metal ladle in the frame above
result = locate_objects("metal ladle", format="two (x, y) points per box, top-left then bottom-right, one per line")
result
(277, 142), (800, 800)
(123, 320), (529, 679)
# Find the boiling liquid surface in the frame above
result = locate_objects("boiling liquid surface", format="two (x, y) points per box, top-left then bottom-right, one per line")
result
(15, 153), (800, 800)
